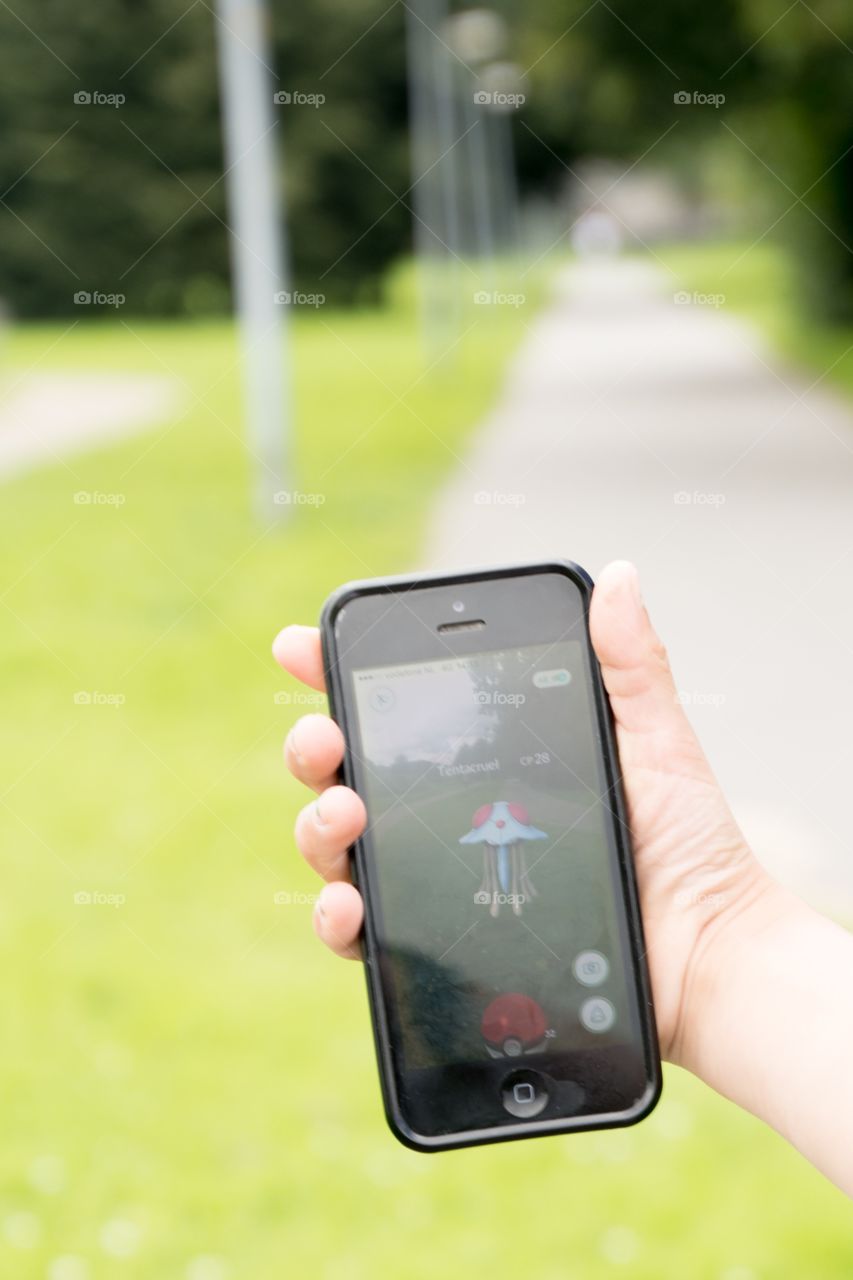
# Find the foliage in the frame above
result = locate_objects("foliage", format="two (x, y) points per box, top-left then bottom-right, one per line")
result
(1, 2), (853, 319)
(0, 0), (409, 315)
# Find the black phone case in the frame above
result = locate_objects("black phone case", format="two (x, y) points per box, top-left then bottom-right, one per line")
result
(320, 559), (662, 1151)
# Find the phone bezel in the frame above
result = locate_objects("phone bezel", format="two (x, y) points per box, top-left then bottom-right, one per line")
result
(320, 559), (661, 1152)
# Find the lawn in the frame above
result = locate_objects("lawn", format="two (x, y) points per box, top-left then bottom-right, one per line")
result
(0, 275), (850, 1280)
(655, 239), (853, 400)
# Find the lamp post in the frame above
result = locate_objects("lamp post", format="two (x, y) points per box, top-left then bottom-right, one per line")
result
(443, 9), (507, 290)
(214, 0), (290, 520)
(478, 60), (524, 256)
(405, 0), (462, 359)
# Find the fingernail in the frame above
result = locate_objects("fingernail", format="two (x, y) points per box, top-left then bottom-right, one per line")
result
(285, 723), (305, 770)
(625, 562), (642, 608)
(272, 625), (295, 661)
(313, 797), (328, 827)
(313, 896), (326, 937)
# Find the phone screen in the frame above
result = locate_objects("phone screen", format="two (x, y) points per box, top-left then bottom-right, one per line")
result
(349, 638), (638, 1073)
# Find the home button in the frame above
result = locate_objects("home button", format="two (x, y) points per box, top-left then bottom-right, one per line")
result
(500, 1068), (550, 1119)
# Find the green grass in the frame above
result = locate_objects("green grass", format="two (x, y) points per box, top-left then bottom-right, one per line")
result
(654, 239), (853, 399)
(0, 275), (851, 1279)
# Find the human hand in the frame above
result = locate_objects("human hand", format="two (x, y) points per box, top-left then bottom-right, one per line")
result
(272, 560), (774, 1067)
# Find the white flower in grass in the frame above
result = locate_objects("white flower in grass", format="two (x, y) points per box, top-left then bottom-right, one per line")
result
(28, 1154), (65, 1194)
(48, 1256), (89, 1280)
(99, 1217), (142, 1257)
(187, 1256), (230, 1280)
(600, 1225), (640, 1265)
(3, 1210), (40, 1249)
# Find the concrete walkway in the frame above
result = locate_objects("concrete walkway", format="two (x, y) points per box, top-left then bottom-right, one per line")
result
(0, 372), (180, 479)
(424, 259), (853, 916)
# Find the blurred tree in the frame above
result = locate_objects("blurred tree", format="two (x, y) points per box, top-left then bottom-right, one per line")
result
(513, 0), (756, 227)
(0, 0), (851, 320)
(738, 0), (853, 321)
(516, 0), (853, 321)
(0, 0), (409, 316)
(0, 1), (226, 316)
(273, 0), (409, 302)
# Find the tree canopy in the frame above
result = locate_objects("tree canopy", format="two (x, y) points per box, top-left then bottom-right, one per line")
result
(0, 0), (850, 319)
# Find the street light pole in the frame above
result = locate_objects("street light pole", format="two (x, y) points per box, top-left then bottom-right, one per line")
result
(443, 10), (507, 292)
(214, 0), (290, 520)
(405, 0), (461, 360)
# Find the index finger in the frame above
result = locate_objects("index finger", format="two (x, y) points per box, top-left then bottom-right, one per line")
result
(272, 625), (326, 692)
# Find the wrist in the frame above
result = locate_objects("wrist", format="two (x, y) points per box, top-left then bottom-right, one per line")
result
(671, 868), (853, 1194)
(669, 859), (796, 1079)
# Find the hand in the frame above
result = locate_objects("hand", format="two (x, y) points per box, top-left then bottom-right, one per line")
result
(272, 560), (773, 1066)
(274, 562), (853, 1195)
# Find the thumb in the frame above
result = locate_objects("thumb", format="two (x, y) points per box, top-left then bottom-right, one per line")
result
(589, 561), (694, 741)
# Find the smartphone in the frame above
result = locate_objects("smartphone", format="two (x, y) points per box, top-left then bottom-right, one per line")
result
(320, 560), (660, 1151)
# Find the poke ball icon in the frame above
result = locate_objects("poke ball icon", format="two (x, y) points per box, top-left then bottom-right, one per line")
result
(481, 992), (549, 1059)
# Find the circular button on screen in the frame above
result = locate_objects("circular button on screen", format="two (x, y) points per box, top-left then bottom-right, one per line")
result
(580, 997), (616, 1034)
(572, 950), (609, 987)
(500, 1068), (550, 1119)
(368, 687), (395, 713)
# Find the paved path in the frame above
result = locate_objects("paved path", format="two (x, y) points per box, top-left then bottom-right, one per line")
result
(0, 371), (180, 479)
(424, 259), (853, 916)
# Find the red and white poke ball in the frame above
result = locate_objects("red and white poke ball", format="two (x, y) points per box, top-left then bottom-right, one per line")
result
(481, 992), (549, 1058)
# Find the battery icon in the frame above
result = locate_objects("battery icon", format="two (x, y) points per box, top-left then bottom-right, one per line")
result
(533, 669), (572, 689)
